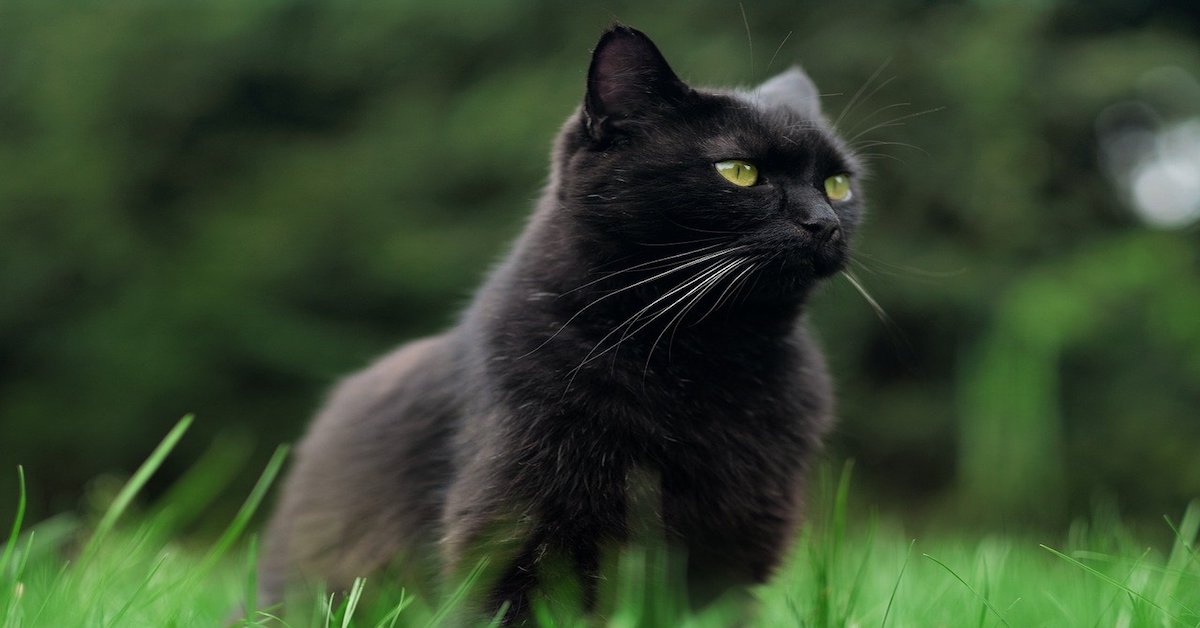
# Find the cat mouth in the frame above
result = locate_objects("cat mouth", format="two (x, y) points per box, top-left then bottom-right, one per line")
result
(811, 242), (848, 277)
(772, 233), (848, 279)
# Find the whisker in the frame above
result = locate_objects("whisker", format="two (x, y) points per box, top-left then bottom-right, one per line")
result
(841, 269), (892, 327)
(740, 255), (771, 304)
(846, 100), (910, 138)
(564, 260), (728, 389)
(633, 236), (730, 247)
(851, 255), (942, 282)
(851, 140), (930, 156)
(619, 257), (744, 348)
(847, 106), (945, 143)
(852, 251), (968, 279)
(559, 242), (728, 299)
(832, 57), (892, 131)
(849, 257), (879, 276)
(841, 269), (918, 370)
(658, 258), (757, 367)
(661, 215), (744, 235)
(765, 30), (793, 75)
(724, 260), (761, 306)
(561, 255), (742, 392)
(730, 261), (761, 307)
(523, 245), (745, 360)
(643, 258), (748, 381)
(840, 75), (899, 135)
(739, 2), (754, 74)
(691, 260), (759, 326)
(666, 265), (737, 362)
(854, 152), (907, 165)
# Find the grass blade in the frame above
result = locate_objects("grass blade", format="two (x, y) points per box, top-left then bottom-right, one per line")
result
(977, 554), (990, 628)
(244, 535), (260, 626)
(1164, 502), (1200, 574)
(105, 552), (168, 627)
(427, 557), (490, 628)
(923, 553), (1011, 627)
(148, 432), (252, 537)
(152, 444), (287, 624)
(881, 539), (915, 628)
(844, 514), (877, 619)
(82, 415), (194, 562)
(1040, 544), (1182, 624)
(195, 444), (289, 576)
(10, 530), (36, 623)
(0, 466), (26, 577)
(28, 559), (71, 626)
(831, 460), (855, 561)
(482, 600), (511, 628)
(371, 590), (412, 628)
(340, 577), (366, 628)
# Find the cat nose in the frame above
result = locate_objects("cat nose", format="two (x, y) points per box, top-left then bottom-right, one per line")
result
(802, 217), (841, 242)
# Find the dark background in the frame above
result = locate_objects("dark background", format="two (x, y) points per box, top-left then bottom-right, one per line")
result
(2, 0), (1198, 533)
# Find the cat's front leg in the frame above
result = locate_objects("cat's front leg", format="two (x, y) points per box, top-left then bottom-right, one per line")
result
(441, 451), (623, 624)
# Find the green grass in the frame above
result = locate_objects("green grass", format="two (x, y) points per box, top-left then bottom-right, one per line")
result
(1, 418), (1197, 626)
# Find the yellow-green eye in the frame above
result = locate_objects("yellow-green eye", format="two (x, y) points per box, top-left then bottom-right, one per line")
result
(824, 174), (852, 201)
(715, 160), (758, 187)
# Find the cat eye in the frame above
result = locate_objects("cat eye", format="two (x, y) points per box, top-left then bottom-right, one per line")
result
(715, 160), (758, 187)
(824, 174), (852, 202)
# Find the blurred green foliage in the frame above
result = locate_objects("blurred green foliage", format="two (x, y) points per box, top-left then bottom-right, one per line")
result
(1, 1), (1198, 528)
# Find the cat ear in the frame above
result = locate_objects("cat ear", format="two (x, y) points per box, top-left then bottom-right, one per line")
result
(584, 25), (691, 141)
(755, 66), (822, 119)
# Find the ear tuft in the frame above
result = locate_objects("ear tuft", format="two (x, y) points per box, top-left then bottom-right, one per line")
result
(754, 66), (822, 119)
(584, 25), (689, 141)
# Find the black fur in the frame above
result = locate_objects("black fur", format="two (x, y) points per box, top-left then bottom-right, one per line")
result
(259, 24), (864, 622)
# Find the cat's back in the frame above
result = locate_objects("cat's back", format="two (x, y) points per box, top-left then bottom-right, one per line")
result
(259, 332), (463, 602)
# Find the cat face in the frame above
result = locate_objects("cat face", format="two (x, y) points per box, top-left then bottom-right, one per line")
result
(557, 26), (863, 293)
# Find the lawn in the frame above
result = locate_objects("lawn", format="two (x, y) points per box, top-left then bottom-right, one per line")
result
(2, 417), (1197, 627)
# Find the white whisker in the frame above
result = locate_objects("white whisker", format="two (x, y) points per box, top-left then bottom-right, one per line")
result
(692, 260), (759, 326)
(621, 259), (743, 346)
(840, 75), (899, 134)
(561, 254), (744, 393)
(851, 252), (967, 280)
(634, 236), (730, 247)
(765, 31), (792, 75)
(841, 269), (891, 326)
(642, 258), (749, 381)
(524, 245), (747, 361)
(854, 152), (907, 165)
(739, 2), (753, 73)
(847, 106), (945, 144)
(832, 58), (892, 131)
(846, 101), (910, 138)
(665, 260), (760, 363)
(560, 242), (727, 298)
(851, 140), (930, 156)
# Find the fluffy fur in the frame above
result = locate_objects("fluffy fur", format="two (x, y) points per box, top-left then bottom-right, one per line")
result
(259, 24), (864, 621)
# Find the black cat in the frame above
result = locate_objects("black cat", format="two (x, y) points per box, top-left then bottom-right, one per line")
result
(259, 24), (863, 622)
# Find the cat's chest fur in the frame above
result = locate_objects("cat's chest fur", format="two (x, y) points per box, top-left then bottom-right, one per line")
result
(484, 307), (824, 445)
(460, 277), (833, 529)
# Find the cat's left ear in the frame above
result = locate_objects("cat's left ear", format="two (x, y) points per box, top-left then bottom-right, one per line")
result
(754, 66), (822, 119)
(584, 25), (692, 142)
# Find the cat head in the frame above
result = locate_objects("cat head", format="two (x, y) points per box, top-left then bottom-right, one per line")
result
(555, 25), (863, 293)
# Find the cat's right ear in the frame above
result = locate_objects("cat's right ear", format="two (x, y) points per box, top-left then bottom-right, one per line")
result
(583, 25), (691, 142)
(754, 66), (822, 119)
